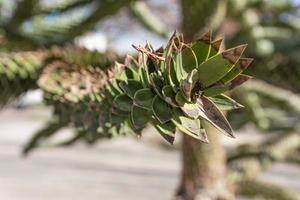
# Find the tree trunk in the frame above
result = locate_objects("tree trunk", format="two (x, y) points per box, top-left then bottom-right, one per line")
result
(176, 126), (233, 200)
(176, 1), (233, 199)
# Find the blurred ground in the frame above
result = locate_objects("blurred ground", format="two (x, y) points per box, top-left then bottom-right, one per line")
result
(0, 106), (299, 200)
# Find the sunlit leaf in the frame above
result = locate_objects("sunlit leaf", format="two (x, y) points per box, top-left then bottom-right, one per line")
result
(197, 45), (247, 87)
(152, 120), (176, 144)
(197, 96), (234, 137)
(209, 94), (243, 110)
(221, 58), (253, 83)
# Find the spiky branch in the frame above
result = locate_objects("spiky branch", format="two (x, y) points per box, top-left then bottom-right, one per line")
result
(26, 31), (252, 154)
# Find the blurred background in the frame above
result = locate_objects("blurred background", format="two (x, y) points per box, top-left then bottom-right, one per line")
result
(0, 0), (300, 199)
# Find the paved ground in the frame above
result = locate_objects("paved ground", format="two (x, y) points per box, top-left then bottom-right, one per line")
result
(0, 106), (299, 200)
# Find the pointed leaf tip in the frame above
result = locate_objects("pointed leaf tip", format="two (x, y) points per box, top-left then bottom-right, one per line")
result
(222, 44), (247, 64)
(199, 128), (209, 143)
(211, 38), (223, 52)
(229, 74), (252, 90)
(239, 58), (253, 70)
(197, 96), (235, 138)
(209, 95), (244, 110)
(153, 121), (176, 144)
(198, 30), (212, 44)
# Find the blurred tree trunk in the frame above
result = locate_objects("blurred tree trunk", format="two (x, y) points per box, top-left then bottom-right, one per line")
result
(176, 126), (233, 200)
(176, 1), (233, 199)
(180, 0), (227, 42)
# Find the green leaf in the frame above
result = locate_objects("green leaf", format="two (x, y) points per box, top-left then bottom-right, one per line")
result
(162, 85), (178, 107)
(175, 90), (187, 106)
(171, 110), (208, 142)
(197, 45), (247, 87)
(197, 96), (234, 138)
(111, 105), (130, 117)
(149, 73), (164, 97)
(152, 95), (173, 124)
(221, 58), (253, 83)
(203, 74), (252, 96)
(175, 91), (200, 119)
(124, 67), (139, 81)
(180, 44), (198, 74)
(177, 113), (201, 134)
(131, 105), (151, 130)
(174, 51), (187, 81)
(202, 84), (229, 97)
(128, 117), (142, 135)
(152, 120), (176, 144)
(166, 58), (179, 91)
(209, 94), (243, 110)
(139, 66), (150, 87)
(119, 79), (143, 99)
(191, 31), (212, 64)
(134, 88), (155, 109)
(159, 59), (167, 77)
(113, 94), (133, 112)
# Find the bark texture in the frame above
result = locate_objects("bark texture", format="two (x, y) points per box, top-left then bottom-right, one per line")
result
(176, 126), (233, 200)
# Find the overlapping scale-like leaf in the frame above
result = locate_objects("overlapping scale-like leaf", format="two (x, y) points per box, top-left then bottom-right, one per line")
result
(197, 44), (247, 88)
(209, 94), (244, 111)
(108, 31), (252, 144)
(134, 88), (155, 109)
(152, 95), (173, 124)
(221, 58), (253, 83)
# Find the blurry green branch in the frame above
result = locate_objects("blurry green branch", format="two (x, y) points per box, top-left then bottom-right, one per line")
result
(34, 0), (94, 15)
(64, 0), (136, 42)
(0, 0), (171, 49)
(7, 0), (38, 30)
(129, 1), (168, 37)
(0, 51), (46, 106)
(227, 132), (300, 199)
(238, 180), (299, 200)
(0, 46), (120, 107)
(0, 0), (138, 49)
(242, 80), (300, 116)
(22, 32), (252, 154)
